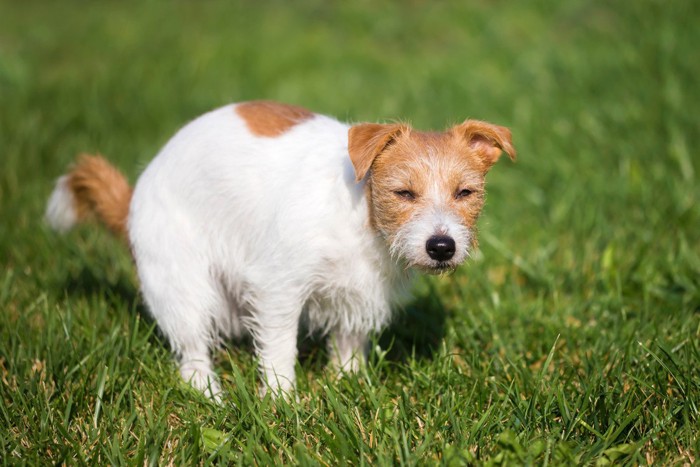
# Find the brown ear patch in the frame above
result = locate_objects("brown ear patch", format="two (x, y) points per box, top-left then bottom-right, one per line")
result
(235, 101), (314, 137)
(454, 120), (516, 168)
(348, 123), (408, 182)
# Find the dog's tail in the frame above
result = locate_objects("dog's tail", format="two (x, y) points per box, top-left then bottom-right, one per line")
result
(46, 154), (132, 238)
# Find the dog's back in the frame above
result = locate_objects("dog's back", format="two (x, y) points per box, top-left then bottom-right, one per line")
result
(47, 101), (514, 400)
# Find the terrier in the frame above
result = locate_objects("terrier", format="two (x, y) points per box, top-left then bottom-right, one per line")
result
(46, 101), (515, 399)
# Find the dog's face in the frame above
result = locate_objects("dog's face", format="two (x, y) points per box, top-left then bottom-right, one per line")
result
(349, 120), (515, 273)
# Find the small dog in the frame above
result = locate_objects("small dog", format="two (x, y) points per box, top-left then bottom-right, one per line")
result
(46, 101), (515, 399)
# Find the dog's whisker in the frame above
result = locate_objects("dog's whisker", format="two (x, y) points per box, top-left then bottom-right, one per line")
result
(46, 100), (515, 401)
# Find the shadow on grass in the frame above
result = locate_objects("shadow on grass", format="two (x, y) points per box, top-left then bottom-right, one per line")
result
(57, 264), (448, 368)
(58, 266), (140, 308)
(378, 287), (448, 362)
(298, 286), (449, 369)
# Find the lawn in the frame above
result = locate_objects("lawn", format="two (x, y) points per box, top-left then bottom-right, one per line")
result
(1, 0), (698, 464)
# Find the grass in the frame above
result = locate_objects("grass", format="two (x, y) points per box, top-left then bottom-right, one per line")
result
(1, 0), (699, 464)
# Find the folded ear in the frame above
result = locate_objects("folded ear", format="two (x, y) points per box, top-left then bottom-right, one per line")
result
(454, 120), (516, 168)
(348, 123), (407, 182)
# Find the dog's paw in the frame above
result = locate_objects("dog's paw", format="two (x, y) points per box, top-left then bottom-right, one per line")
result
(180, 365), (222, 402)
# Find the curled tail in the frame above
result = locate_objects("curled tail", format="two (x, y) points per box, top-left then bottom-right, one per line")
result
(46, 154), (132, 238)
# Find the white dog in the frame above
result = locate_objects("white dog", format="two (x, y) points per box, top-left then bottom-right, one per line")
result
(47, 101), (515, 399)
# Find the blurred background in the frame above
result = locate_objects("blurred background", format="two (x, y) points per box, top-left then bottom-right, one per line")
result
(2, 0), (697, 337)
(2, 0), (697, 245)
(0, 0), (698, 463)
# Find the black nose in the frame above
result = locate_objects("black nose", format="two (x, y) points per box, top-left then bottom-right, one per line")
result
(425, 235), (456, 261)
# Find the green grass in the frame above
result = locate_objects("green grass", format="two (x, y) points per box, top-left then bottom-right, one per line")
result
(1, 0), (699, 464)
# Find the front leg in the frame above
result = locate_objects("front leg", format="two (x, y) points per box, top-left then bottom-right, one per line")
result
(254, 311), (301, 398)
(328, 330), (369, 375)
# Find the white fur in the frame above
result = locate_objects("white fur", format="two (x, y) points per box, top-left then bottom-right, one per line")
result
(127, 105), (411, 397)
(391, 207), (471, 272)
(46, 175), (78, 233)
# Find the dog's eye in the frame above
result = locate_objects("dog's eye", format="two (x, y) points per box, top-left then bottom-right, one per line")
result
(456, 188), (474, 199)
(394, 190), (416, 200)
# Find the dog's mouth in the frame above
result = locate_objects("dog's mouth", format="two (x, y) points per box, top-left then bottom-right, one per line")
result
(416, 261), (457, 275)
(387, 225), (471, 275)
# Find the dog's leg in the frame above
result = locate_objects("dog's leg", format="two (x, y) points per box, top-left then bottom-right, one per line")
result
(252, 304), (301, 397)
(135, 252), (225, 401)
(328, 330), (369, 375)
(179, 346), (221, 401)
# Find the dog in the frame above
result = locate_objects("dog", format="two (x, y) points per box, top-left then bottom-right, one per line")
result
(46, 101), (515, 399)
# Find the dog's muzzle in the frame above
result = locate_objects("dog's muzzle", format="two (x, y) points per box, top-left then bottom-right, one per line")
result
(425, 235), (456, 262)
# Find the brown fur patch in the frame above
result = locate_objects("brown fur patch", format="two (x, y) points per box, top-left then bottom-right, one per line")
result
(349, 119), (514, 255)
(235, 101), (314, 137)
(68, 154), (132, 237)
(348, 123), (409, 182)
(367, 129), (489, 240)
(453, 119), (516, 168)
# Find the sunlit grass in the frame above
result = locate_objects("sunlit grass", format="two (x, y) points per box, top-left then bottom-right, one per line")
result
(1, 0), (698, 463)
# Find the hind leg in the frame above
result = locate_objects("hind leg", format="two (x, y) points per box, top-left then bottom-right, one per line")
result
(135, 251), (226, 400)
(178, 341), (221, 401)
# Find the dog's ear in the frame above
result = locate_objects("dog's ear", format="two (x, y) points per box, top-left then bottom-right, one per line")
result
(348, 123), (407, 182)
(454, 120), (516, 169)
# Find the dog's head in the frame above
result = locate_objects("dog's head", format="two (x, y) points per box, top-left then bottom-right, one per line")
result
(348, 119), (515, 274)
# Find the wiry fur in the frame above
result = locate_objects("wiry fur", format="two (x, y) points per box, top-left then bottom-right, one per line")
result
(46, 154), (132, 237)
(47, 101), (515, 400)
(46, 175), (79, 233)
